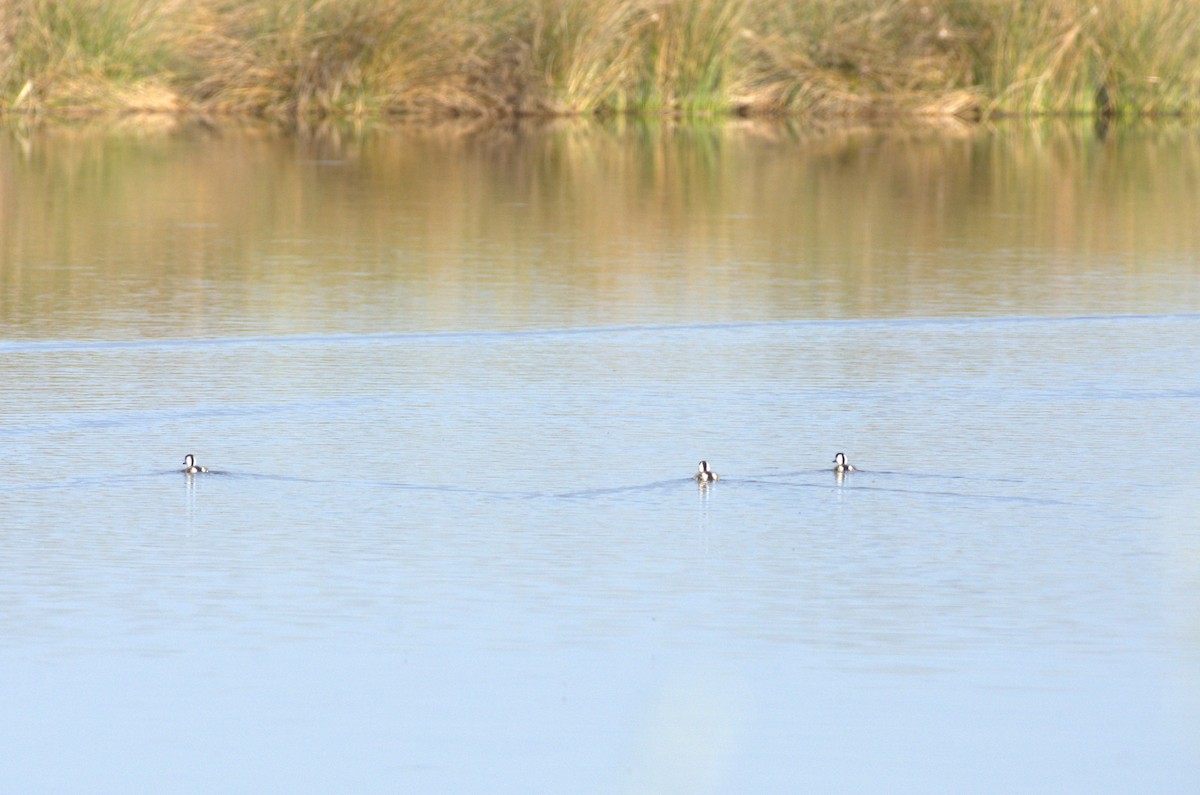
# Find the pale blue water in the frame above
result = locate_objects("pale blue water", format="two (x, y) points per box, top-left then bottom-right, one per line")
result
(1, 123), (1198, 792)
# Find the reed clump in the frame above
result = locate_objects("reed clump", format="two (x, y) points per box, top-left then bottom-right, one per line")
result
(4, 0), (1200, 121)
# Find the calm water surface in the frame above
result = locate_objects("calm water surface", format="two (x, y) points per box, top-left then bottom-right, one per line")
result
(2, 121), (1199, 792)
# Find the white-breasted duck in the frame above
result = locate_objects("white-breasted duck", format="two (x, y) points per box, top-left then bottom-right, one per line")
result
(182, 454), (209, 474)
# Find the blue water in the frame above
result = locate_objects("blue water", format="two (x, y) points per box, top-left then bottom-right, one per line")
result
(2, 124), (1199, 792)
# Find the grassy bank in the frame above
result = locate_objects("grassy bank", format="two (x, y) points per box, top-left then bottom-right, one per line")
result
(3, 0), (1200, 121)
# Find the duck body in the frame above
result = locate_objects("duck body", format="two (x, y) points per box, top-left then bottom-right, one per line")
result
(182, 454), (209, 474)
(832, 452), (855, 473)
(694, 460), (719, 483)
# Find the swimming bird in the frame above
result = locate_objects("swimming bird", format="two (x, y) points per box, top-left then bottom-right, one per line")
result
(832, 452), (855, 473)
(182, 454), (209, 474)
(695, 460), (719, 483)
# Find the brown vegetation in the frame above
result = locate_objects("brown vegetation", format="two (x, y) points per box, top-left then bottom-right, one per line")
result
(3, 0), (1199, 122)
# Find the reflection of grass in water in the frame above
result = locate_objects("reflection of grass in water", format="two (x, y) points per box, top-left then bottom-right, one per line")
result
(3, 0), (1200, 120)
(4, 120), (1200, 334)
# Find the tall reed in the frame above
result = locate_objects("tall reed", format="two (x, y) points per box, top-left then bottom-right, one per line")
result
(963, 0), (1200, 117)
(4, 0), (1200, 120)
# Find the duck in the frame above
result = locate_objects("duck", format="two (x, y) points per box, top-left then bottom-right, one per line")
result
(832, 452), (855, 473)
(181, 454), (209, 474)
(694, 460), (719, 483)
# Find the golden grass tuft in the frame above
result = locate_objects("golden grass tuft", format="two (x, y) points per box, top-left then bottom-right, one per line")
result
(2, 0), (187, 115)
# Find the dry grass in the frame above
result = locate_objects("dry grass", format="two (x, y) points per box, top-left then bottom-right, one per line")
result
(2, 0), (187, 115)
(3, 0), (1200, 121)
